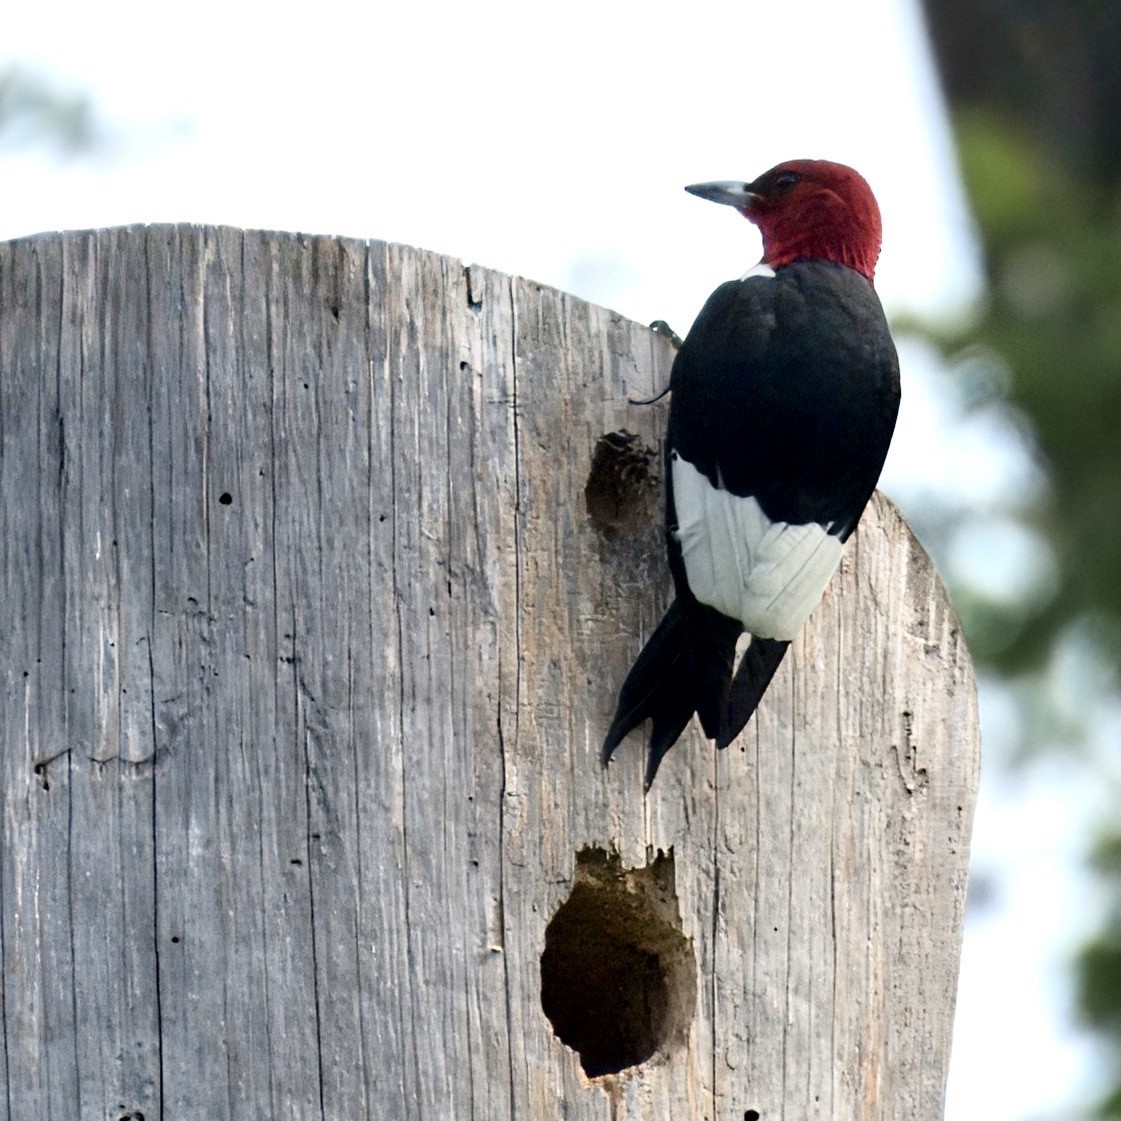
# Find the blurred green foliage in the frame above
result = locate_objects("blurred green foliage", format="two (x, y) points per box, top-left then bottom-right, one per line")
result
(1079, 835), (1121, 1115)
(944, 111), (1121, 674)
(922, 1), (1121, 1112)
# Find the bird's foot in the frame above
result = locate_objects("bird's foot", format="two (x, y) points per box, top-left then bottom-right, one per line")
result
(649, 319), (683, 350)
(627, 321), (680, 404)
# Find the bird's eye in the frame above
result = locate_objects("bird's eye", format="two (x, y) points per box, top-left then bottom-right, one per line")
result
(772, 171), (800, 193)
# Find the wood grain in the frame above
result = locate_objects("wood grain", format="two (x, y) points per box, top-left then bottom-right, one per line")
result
(0, 227), (979, 1120)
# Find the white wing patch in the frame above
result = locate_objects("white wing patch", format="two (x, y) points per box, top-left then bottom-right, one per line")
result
(671, 452), (843, 640)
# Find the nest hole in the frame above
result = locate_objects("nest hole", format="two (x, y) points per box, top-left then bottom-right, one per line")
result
(584, 430), (659, 537)
(540, 847), (695, 1079)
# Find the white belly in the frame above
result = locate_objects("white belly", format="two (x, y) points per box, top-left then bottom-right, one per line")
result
(671, 453), (844, 640)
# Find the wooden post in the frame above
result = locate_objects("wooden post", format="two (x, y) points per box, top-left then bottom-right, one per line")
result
(0, 226), (979, 1120)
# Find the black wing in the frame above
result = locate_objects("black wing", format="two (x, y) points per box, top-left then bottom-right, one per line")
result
(664, 262), (899, 749)
(668, 261), (900, 540)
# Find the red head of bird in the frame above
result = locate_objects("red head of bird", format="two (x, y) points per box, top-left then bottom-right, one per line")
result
(686, 159), (883, 283)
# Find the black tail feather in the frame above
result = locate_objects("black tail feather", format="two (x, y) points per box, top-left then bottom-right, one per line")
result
(717, 637), (790, 749)
(601, 603), (690, 770)
(602, 598), (741, 788)
(681, 602), (741, 739)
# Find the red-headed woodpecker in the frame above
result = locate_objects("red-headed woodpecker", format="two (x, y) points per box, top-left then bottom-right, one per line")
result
(603, 159), (901, 790)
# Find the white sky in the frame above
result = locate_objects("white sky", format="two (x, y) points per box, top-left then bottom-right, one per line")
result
(3, 0), (980, 327)
(1, 2), (1097, 1117)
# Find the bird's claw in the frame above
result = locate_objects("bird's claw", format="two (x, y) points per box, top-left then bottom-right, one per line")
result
(649, 319), (684, 350)
(628, 319), (678, 405)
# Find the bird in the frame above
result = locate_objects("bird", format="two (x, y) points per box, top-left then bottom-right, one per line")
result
(602, 159), (901, 791)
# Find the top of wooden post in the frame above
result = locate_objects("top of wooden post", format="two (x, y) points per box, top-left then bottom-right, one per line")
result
(0, 226), (979, 1120)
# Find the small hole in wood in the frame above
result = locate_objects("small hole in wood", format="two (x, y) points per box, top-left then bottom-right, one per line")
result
(541, 847), (695, 1079)
(32, 762), (50, 791)
(745, 1111), (761, 1121)
(218, 492), (232, 506)
(170, 936), (180, 944)
(584, 430), (659, 538)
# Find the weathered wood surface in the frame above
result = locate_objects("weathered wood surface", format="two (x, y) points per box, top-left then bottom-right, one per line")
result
(0, 226), (979, 1120)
